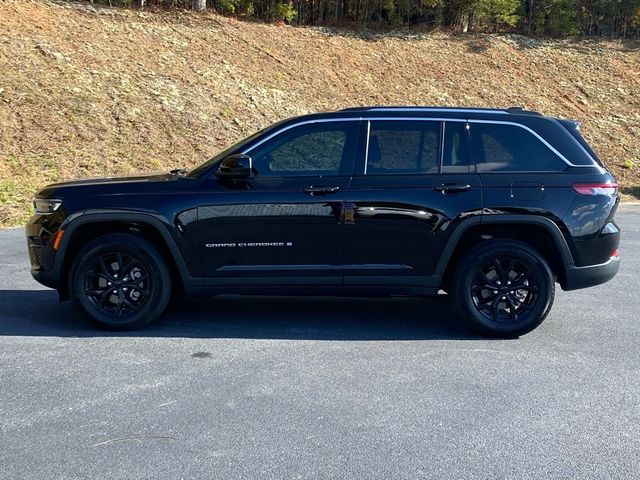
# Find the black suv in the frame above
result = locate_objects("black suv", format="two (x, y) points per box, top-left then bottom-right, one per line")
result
(26, 107), (620, 336)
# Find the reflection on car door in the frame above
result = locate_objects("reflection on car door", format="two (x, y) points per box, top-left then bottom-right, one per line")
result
(344, 119), (483, 288)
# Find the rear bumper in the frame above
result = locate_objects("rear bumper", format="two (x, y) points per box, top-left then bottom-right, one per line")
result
(562, 256), (620, 291)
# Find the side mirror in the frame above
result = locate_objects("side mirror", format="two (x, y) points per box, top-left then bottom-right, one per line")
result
(215, 154), (253, 179)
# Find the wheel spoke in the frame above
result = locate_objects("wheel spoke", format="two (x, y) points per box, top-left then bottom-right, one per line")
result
(134, 273), (149, 283)
(121, 259), (134, 278)
(472, 284), (496, 293)
(506, 296), (518, 320)
(478, 270), (494, 286)
(505, 259), (516, 280)
(85, 288), (107, 296)
(114, 292), (124, 316)
(122, 297), (139, 312)
(85, 272), (111, 282)
(491, 295), (502, 321)
(96, 289), (111, 307)
(492, 259), (507, 282)
(512, 283), (538, 293)
(98, 256), (111, 278)
(115, 253), (124, 273)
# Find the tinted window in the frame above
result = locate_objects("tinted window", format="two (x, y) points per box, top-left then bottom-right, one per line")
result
(249, 122), (356, 176)
(367, 121), (440, 174)
(470, 123), (566, 172)
(442, 122), (469, 173)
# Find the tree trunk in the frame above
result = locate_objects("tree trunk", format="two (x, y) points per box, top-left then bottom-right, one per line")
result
(192, 0), (206, 12)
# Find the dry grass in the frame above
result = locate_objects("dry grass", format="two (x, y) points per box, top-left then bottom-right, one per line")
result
(1, 0), (639, 226)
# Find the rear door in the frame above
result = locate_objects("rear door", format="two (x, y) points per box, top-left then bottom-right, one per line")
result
(343, 119), (483, 287)
(197, 119), (359, 286)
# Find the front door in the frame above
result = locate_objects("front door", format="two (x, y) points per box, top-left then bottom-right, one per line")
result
(343, 119), (483, 287)
(198, 120), (360, 286)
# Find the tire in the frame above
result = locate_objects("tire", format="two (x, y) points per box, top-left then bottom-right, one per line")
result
(69, 233), (172, 330)
(451, 239), (555, 337)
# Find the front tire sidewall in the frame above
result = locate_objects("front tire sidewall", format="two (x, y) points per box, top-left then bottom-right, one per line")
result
(455, 243), (554, 336)
(70, 236), (171, 330)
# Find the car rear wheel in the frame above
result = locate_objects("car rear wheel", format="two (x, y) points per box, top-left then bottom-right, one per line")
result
(451, 240), (555, 337)
(69, 234), (171, 330)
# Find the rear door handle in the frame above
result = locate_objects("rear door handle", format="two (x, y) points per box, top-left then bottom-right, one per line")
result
(434, 183), (471, 194)
(303, 185), (340, 196)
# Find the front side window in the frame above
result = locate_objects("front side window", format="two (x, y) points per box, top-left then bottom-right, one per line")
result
(366, 121), (440, 174)
(470, 123), (566, 172)
(248, 121), (356, 176)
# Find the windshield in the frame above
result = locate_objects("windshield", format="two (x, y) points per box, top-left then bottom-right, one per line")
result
(186, 121), (286, 178)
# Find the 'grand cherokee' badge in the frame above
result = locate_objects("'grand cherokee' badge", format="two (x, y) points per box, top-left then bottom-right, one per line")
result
(205, 242), (293, 248)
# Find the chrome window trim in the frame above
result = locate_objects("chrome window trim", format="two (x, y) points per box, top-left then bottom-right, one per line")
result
(241, 117), (362, 155)
(240, 115), (598, 174)
(363, 120), (371, 175)
(439, 121), (446, 172)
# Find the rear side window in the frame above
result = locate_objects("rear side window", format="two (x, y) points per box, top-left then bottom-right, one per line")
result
(558, 119), (603, 167)
(470, 123), (566, 172)
(367, 121), (440, 174)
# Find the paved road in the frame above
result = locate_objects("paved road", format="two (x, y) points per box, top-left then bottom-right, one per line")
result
(1, 207), (639, 479)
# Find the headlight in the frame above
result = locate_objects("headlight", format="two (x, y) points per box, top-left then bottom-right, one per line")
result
(33, 198), (62, 214)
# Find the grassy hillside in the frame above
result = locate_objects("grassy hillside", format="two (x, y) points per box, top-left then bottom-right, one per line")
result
(1, 0), (639, 227)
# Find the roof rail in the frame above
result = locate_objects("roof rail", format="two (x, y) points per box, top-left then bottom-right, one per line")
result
(506, 106), (542, 115)
(340, 106), (542, 115)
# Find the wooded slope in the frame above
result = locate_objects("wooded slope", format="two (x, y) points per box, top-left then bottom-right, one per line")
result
(1, 0), (638, 226)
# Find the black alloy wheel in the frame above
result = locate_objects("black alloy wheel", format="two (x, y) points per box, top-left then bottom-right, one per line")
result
(83, 252), (151, 318)
(452, 240), (555, 337)
(70, 234), (171, 330)
(470, 257), (538, 322)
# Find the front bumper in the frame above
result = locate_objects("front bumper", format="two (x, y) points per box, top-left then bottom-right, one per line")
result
(26, 215), (63, 290)
(562, 256), (620, 291)
(30, 268), (60, 290)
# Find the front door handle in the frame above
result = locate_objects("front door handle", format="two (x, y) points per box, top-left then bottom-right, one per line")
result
(303, 185), (340, 196)
(434, 183), (471, 194)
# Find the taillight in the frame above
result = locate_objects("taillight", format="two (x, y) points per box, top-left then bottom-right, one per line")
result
(572, 183), (618, 196)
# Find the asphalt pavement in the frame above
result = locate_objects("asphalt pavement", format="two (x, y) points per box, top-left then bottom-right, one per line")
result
(1, 206), (639, 479)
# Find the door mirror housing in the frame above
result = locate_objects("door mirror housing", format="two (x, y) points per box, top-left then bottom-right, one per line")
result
(215, 154), (253, 179)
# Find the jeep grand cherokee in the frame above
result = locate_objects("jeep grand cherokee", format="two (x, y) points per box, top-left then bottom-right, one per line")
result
(26, 107), (621, 336)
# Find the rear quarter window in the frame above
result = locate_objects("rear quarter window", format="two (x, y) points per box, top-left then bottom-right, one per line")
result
(470, 123), (567, 172)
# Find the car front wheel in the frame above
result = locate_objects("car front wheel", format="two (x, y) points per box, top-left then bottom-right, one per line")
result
(69, 234), (171, 330)
(451, 240), (555, 337)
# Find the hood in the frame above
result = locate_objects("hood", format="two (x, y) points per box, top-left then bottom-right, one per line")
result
(36, 172), (182, 198)
(36, 171), (182, 198)
(44, 171), (177, 188)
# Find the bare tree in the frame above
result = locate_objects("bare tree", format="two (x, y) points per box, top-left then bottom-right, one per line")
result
(192, 0), (206, 11)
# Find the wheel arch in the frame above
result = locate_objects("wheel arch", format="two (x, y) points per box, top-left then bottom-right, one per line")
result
(437, 215), (574, 291)
(55, 212), (198, 300)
